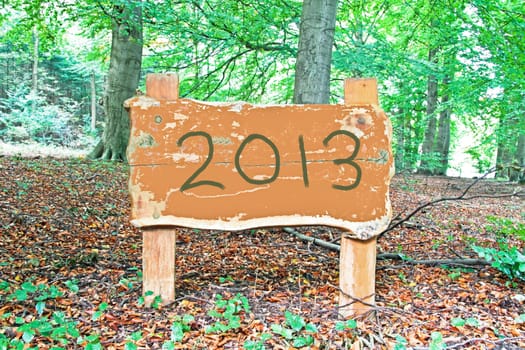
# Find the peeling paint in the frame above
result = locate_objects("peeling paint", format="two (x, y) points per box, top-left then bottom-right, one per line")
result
(212, 136), (233, 145)
(171, 152), (200, 163)
(137, 132), (157, 148)
(125, 96), (161, 109)
(129, 184), (167, 220)
(229, 103), (244, 112)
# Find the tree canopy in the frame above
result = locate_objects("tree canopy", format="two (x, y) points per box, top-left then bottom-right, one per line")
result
(0, 0), (523, 178)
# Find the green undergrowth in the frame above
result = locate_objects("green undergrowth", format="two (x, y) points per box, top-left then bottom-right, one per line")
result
(2, 280), (523, 349)
(473, 216), (525, 283)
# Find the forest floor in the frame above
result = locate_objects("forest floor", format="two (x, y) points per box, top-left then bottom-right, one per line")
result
(0, 155), (524, 349)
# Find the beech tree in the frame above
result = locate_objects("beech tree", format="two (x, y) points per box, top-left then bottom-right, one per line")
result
(293, 0), (339, 104)
(88, 1), (143, 161)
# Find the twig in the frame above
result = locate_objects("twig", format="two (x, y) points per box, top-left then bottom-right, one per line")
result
(283, 227), (340, 251)
(378, 168), (523, 239)
(445, 336), (525, 349)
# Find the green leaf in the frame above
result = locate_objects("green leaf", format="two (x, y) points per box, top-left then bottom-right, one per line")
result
(124, 342), (138, 350)
(284, 310), (305, 332)
(13, 289), (28, 301)
(335, 319), (357, 331)
(64, 280), (79, 293)
(171, 323), (185, 342)
(182, 314), (194, 324)
(393, 335), (408, 350)
(162, 341), (175, 350)
(98, 302), (108, 312)
(0, 280), (9, 291)
(465, 317), (481, 328)
(36, 301), (46, 316)
(22, 329), (35, 343)
(293, 335), (314, 348)
(304, 323), (318, 333)
(129, 331), (142, 341)
(515, 314), (525, 323)
(92, 311), (103, 321)
(429, 331), (445, 350)
(21, 281), (37, 293)
(519, 263), (525, 272)
(271, 324), (294, 340)
(451, 317), (465, 327)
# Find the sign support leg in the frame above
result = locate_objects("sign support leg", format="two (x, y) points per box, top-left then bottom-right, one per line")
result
(142, 228), (176, 306)
(338, 235), (377, 317)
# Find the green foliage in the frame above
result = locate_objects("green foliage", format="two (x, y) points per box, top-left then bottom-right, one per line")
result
(138, 291), (162, 309)
(169, 314), (194, 342)
(205, 293), (250, 333)
(271, 311), (317, 348)
(473, 217), (525, 282)
(124, 331), (143, 350)
(394, 335), (408, 350)
(451, 317), (481, 328)
(91, 302), (108, 321)
(486, 216), (525, 242)
(429, 331), (446, 350)
(473, 245), (525, 281)
(244, 333), (272, 350)
(335, 319), (357, 331)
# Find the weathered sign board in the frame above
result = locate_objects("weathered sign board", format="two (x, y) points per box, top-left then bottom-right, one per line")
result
(126, 73), (394, 316)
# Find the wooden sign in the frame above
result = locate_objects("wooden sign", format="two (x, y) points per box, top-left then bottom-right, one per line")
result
(125, 73), (394, 316)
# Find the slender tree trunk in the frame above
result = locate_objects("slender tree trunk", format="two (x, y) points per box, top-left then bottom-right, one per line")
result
(496, 141), (512, 179)
(495, 115), (518, 179)
(515, 133), (525, 183)
(89, 2), (143, 161)
(418, 47), (439, 175)
(394, 108), (406, 172)
(90, 70), (97, 132)
(293, 0), (338, 104)
(433, 76), (451, 175)
(31, 25), (39, 114)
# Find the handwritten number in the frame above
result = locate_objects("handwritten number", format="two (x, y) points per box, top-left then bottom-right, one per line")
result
(298, 135), (309, 187)
(177, 131), (225, 192)
(177, 130), (360, 191)
(323, 130), (362, 191)
(235, 134), (280, 185)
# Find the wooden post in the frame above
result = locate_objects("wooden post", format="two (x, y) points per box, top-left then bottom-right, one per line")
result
(146, 72), (179, 100)
(141, 73), (179, 306)
(142, 229), (176, 305)
(339, 78), (379, 317)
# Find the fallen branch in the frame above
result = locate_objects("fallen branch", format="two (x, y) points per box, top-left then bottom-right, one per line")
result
(284, 227), (489, 267)
(283, 227), (340, 251)
(378, 168), (523, 239)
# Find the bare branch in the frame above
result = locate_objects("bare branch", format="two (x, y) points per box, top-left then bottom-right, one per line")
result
(377, 168), (523, 239)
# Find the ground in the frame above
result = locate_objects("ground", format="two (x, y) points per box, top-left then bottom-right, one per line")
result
(0, 155), (523, 349)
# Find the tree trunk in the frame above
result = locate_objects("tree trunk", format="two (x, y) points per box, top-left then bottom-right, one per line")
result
(418, 47), (439, 175)
(293, 0), (338, 104)
(31, 25), (39, 114)
(394, 108), (406, 172)
(515, 133), (525, 183)
(89, 2), (143, 161)
(433, 76), (451, 175)
(495, 115), (519, 179)
(90, 70), (97, 132)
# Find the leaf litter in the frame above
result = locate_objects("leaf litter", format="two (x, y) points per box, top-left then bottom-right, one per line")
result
(0, 156), (524, 349)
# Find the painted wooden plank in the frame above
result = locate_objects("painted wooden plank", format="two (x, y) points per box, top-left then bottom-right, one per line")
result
(126, 101), (393, 241)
